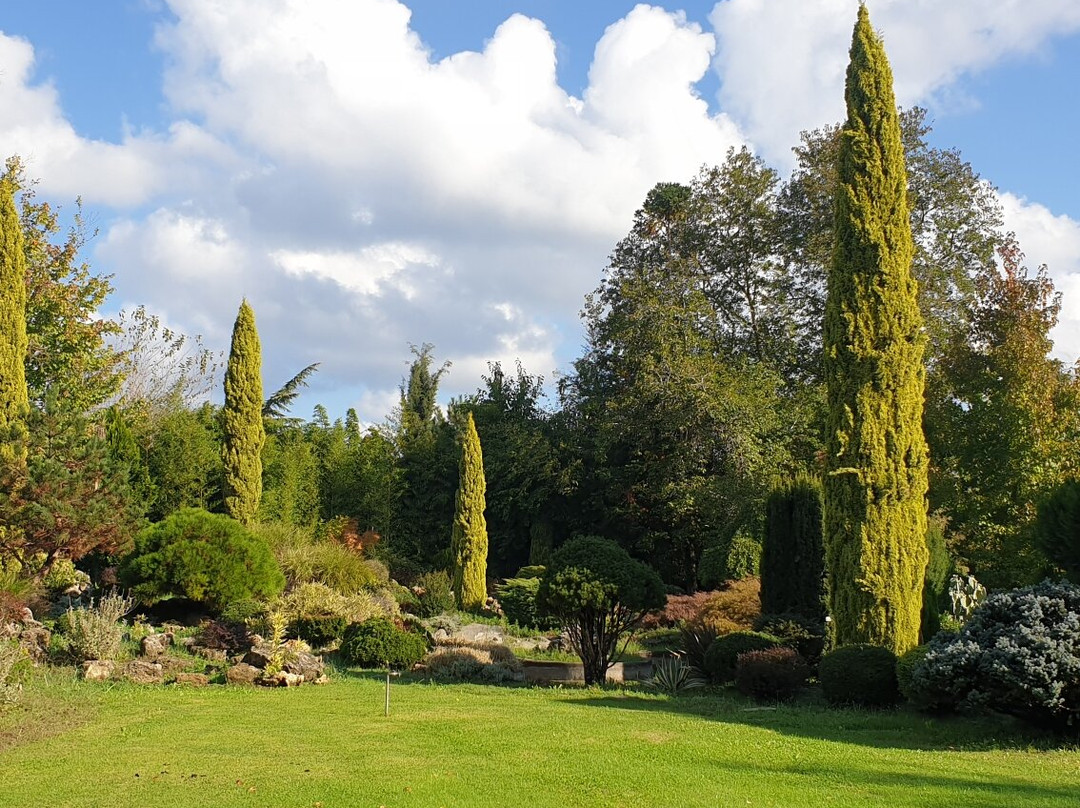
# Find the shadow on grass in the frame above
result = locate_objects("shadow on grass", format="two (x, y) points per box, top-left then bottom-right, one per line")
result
(564, 687), (1077, 753)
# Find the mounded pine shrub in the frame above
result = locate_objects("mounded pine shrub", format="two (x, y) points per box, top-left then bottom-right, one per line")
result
(819, 644), (899, 708)
(413, 570), (455, 618)
(339, 617), (428, 670)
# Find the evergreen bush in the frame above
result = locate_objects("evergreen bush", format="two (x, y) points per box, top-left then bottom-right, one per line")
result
(906, 579), (1080, 731)
(339, 617), (428, 670)
(895, 644), (930, 706)
(119, 508), (285, 612)
(819, 644), (900, 708)
(703, 631), (783, 684)
(723, 535), (762, 581)
(761, 474), (824, 620)
(1034, 479), (1080, 582)
(499, 576), (555, 629)
(753, 613), (826, 663)
(413, 570), (455, 618)
(735, 647), (809, 702)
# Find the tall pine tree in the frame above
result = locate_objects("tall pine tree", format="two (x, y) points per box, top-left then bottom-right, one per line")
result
(823, 6), (928, 655)
(222, 299), (265, 524)
(451, 412), (488, 610)
(0, 174), (28, 463)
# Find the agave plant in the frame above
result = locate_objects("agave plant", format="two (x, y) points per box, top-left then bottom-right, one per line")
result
(644, 654), (707, 695)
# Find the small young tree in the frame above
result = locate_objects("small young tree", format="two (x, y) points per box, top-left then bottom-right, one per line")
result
(537, 536), (665, 685)
(760, 473), (825, 620)
(451, 412), (488, 610)
(222, 299), (265, 524)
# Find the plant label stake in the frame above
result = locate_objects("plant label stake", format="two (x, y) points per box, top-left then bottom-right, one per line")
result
(385, 663), (391, 716)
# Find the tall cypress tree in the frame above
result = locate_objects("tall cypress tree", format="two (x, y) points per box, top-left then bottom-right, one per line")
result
(0, 175), (28, 462)
(451, 412), (488, 610)
(823, 6), (928, 655)
(222, 299), (265, 524)
(761, 473), (825, 620)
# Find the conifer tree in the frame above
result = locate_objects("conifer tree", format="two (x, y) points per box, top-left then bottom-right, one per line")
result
(823, 6), (928, 655)
(761, 473), (825, 620)
(451, 412), (488, 610)
(222, 299), (265, 524)
(0, 174), (28, 463)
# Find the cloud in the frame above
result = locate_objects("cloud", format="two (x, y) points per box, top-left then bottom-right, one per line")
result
(1000, 193), (1080, 364)
(709, 0), (1080, 167)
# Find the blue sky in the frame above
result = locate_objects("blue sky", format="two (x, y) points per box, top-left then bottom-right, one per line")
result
(1, 1), (1079, 419)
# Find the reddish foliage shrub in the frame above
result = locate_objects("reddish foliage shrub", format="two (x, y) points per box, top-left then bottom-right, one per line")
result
(689, 577), (762, 635)
(735, 646), (809, 702)
(0, 590), (29, 624)
(639, 591), (718, 629)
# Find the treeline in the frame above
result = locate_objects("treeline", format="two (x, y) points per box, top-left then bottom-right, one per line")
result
(1, 101), (1077, 594)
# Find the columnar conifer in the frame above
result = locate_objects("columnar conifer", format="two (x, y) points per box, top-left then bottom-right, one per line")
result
(761, 474), (825, 620)
(0, 175), (28, 462)
(451, 412), (488, 610)
(222, 299), (265, 524)
(823, 6), (928, 655)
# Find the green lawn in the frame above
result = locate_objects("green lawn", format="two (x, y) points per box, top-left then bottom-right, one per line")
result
(2, 671), (1077, 808)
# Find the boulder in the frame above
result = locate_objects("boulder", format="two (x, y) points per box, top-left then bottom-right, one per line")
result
(192, 645), (228, 663)
(82, 660), (116, 682)
(454, 623), (507, 645)
(173, 673), (209, 687)
(17, 622), (50, 664)
(258, 671), (303, 687)
(140, 633), (173, 658)
(242, 644), (274, 669)
(226, 663), (260, 686)
(123, 660), (165, 685)
(283, 652), (325, 683)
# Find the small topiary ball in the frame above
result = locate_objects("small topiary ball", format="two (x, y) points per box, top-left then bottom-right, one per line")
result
(819, 644), (899, 708)
(703, 631), (784, 684)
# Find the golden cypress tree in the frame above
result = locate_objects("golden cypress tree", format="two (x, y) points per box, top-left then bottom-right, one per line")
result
(451, 412), (488, 610)
(0, 174), (28, 463)
(222, 299), (265, 524)
(823, 5), (928, 655)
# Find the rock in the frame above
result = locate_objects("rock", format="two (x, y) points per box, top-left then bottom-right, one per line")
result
(140, 633), (173, 658)
(312, 674), (330, 685)
(18, 622), (50, 664)
(19, 607), (34, 623)
(177, 636), (196, 649)
(173, 673), (209, 687)
(192, 646), (227, 663)
(258, 671), (303, 687)
(283, 652), (325, 683)
(226, 663), (260, 685)
(242, 644), (274, 669)
(82, 660), (116, 681)
(454, 623), (507, 645)
(123, 660), (165, 685)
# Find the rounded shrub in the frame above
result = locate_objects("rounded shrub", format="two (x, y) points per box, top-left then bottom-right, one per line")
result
(703, 631), (783, 684)
(906, 579), (1080, 731)
(413, 570), (455, 618)
(119, 508), (285, 612)
(735, 646), (809, 702)
(819, 644), (899, 708)
(499, 576), (557, 629)
(339, 617), (428, 670)
(724, 534), (762, 581)
(293, 615), (348, 646)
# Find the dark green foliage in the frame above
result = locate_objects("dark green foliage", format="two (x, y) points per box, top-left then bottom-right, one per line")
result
(678, 623), (719, 675)
(119, 507), (284, 611)
(819, 644), (900, 708)
(696, 545), (726, 590)
(339, 617), (428, 670)
(292, 615), (348, 647)
(451, 412), (488, 610)
(723, 535), (761, 581)
(142, 402), (224, 521)
(222, 300), (265, 524)
(413, 570), (455, 618)
(753, 613), (826, 663)
(921, 516), (953, 638)
(263, 363), (320, 420)
(735, 647), (810, 702)
(259, 426), (320, 527)
(537, 536), (666, 685)
(895, 644), (930, 706)
(761, 474), (825, 620)
(1034, 479), (1080, 583)
(823, 6), (928, 655)
(703, 631), (783, 684)
(906, 579), (1080, 732)
(499, 576), (554, 629)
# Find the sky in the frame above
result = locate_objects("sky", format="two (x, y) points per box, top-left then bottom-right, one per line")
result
(1, 0), (1079, 422)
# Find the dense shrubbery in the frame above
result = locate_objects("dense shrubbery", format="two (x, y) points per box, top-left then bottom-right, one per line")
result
(1, 639), (29, 705)
(644, 655), (706, 694)
(819, 644), (899, 708)
(254, 521), (379, 593)
(412, 570), (455, 618)
(498, 576), (558, 629)
(703, 631), (783, 684)
(339, 617), (428, 670)
(699, 536), (762, 589)
(281, 582), (389, 640)
(735, 647), (809, 702)
(753, 613), (827, 663)
(895, 644), (930, 705)
(760, 474), (824, 620)
(906, 579), (1080, 731)
(690, 577), (762, 635)
(1034, 481), (1080, 582)
(640, 591), (716, 630)
(120, 508), (284, 611)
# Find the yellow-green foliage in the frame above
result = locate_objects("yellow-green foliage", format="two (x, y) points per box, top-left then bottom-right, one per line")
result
(222, 299), (265, 524)
(823, 6), (928, 655)
(279, 582), (391, 627)
(0, 175), (28, 463)
(451, 412), (488, 610)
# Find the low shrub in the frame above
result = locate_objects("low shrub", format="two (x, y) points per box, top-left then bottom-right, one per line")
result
(120, 509), (285, 611)
(0, 640), (29, 706)
(293, 615), (348, 647)
(412, 571), (455, 618)
(194, 619), (252, 654)
(271, 538), (378, 593)
(219, 598), (268, 628)
(514, 565), (546, 580)
(753, 613), (827, 663)
(42, 559), (90, 593)
(339, 617), (428, 670)
(639, 591), (717, 630)
(896, 644), (930, 706)
(637, 627), (682, 656)
(819, 644), (899, 708)
(53, 591), (133, 664)
(498, 577), (556, 629)
(424, 640), (522, 683)
(280, 582), (389, 632)
(724, 535), (762, 581)
(735, 646), (809, 702)
(906, 579), (1080, 731)
(691, 577), (762, 636)
(703, 631), (783, 684)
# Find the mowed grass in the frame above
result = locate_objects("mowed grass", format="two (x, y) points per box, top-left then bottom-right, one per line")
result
(1, 671), (1078, 808)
